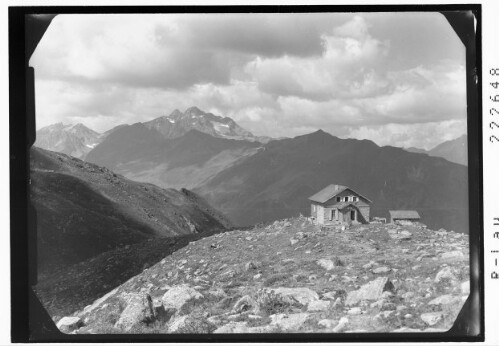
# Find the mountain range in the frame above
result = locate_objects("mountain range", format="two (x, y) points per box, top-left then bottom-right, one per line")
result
(35, 107), (271, 160)
(34, 123), (103, 159)
(35, 107), (469, 234)
(405, 135), (468, 166)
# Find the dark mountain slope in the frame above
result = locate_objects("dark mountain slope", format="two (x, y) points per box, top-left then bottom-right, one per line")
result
(31, 147), (232, 274)
(86, 126), (261, 189)
(195, 130), (468, 233)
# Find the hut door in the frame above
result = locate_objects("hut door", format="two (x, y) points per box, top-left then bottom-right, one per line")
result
(350, 210), (356, 221)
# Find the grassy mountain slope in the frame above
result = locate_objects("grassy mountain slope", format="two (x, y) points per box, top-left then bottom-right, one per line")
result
(86, 125), (261, 189)
(195, 130), (468, 233)
(31, 147), (232, 275)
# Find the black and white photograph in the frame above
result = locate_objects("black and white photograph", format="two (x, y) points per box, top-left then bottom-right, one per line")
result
(8, 5), (485, 341)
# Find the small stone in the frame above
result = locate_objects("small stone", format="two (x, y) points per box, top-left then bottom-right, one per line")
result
(253, 273), (262, 280)
(372, 266), (391, 274)
(347, 307), (362, 315)
(290, 238), (299, 246)
(404, 314), (413, 319)
(317, 259), (336, 271)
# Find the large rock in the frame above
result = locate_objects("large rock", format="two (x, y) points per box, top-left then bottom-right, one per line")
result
(161, 285), (204, 313)
(268, 287), (320, 306)
(114, 294), (155, 331)
(345, 277), (395, 306)
(56, 316), (83, 333)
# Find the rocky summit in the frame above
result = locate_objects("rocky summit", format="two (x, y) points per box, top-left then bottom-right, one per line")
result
(59, 217), (469, 334)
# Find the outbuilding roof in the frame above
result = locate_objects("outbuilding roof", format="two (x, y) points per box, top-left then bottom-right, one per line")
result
(308, 184), (372, 204)
(389, 210), (421, 219)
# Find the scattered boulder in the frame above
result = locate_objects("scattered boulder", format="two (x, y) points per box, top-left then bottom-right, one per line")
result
(428, 294), (460, 306)
(389, 230), (412, 240)
(347, 307), (362, 315)
(420, 312), (444, 326)
(244, 261), (260, 271)
(345, 277), (395, 306)
(232, 295), (259, 314)
(114, 294), (155, 331)
(213, 321), (249, 333)
(440, 250), (464, 259)
(56, 316), (83, 333)
(317, 259), (336, 271)
(332, 317), (349, 332)
(269, 313), (311, 331)
(161, 285), (203, 314)
(434, 267), (457, 283)
(270, 287), (319, 306)
(307, 300), (331, 312)
(461, 280), (470, 295)
(372, 266), (391, 274)
(318, 319), (336, 329)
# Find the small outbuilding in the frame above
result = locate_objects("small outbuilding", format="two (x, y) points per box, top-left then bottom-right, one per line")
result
(388, 210), (421, 224)
(309, 184), (372, 225)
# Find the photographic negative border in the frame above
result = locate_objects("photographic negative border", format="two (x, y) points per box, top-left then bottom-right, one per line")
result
(9, 4), (483, 342)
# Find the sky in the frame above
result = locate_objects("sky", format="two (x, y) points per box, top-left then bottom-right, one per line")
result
(30, 12), (467, 150)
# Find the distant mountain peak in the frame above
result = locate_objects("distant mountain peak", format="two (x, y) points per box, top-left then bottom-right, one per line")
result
(185, 106), (204, 115)
(143, 107), (272, 143)
(35, 122), (102, 159)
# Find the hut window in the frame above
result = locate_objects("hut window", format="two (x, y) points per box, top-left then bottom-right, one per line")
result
(331, 209), (336, 220)
(353, 196), (358, 202)
(344, 196), (348, 202)
(336, 197), (341, 202)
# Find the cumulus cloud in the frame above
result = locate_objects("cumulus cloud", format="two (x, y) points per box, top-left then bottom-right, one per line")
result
(31, 12), (467, 149)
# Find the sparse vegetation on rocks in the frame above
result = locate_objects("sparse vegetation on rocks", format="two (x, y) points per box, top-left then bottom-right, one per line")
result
(54, 216), (469, 334)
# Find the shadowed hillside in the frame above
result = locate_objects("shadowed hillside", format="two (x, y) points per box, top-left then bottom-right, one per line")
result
(30, 147), (232, 275)
(194, 130), (468, 233)
(86, 125), (261, 189)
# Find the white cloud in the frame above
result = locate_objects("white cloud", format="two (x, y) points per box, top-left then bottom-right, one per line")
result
(31, 12), (467, 149)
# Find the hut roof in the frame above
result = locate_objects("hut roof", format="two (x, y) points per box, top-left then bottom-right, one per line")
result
(308, 184), (372, 204)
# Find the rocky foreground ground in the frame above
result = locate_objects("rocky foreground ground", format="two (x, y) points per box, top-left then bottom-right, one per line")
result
(56, 217), (469, 334)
